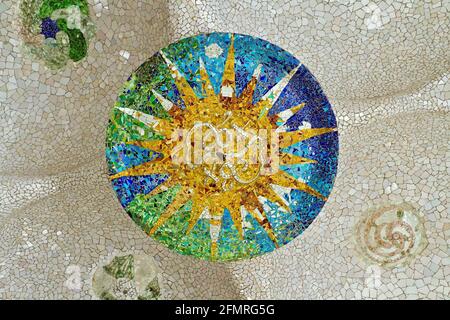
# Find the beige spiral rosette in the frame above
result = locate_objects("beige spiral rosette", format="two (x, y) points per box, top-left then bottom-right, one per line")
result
(354, 203), (428, 268)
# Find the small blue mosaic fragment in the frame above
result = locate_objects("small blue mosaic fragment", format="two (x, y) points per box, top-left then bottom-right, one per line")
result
(40, 17), (60, 39)
(106, 143), (162, 175)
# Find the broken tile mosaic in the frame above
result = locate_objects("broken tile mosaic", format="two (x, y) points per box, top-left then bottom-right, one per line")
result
(1, 0), (448, 300)
(19, 0), (95, 69)
(106, 33), (339, 262)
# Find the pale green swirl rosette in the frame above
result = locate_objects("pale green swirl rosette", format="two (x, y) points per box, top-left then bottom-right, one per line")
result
(20, 0), (95, 69)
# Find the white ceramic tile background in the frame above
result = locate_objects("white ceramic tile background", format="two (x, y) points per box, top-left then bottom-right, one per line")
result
(0, 0), (448, 299)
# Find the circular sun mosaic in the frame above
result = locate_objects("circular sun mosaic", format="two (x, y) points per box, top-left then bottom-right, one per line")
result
(106, 33), (339, 261)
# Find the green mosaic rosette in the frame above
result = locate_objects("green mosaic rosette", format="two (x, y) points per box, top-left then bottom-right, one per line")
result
(19, 0), (95, 69)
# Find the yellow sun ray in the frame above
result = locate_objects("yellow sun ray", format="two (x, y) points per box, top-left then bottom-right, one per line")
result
(142, 180), (171, 200)
(109, 158), (172, 180)
(210, 242), (218, 259)
(279, 127), (337, 148)
(148, 187), (191, 235)
(160, 51), (199, 108)
(199, 58), (216, 98)
(244, 190), (265, 216)
(263, 170), (327, 201)
(260, 185), (291, 213)
(222, 195), (244, 239)
(238, 64), (262, 106)
(186, 194), (207, 234)
(243, 189), (281, 246)
(140, 171), (196, 201)
(279, 152), (317, 165)
(245, 204), (279, 248)
(127, 138), (176, 156)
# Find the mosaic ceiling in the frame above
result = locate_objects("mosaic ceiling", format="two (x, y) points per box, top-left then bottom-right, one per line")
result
(0, 0), (448, 300)
(106, 33), (338, 261)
